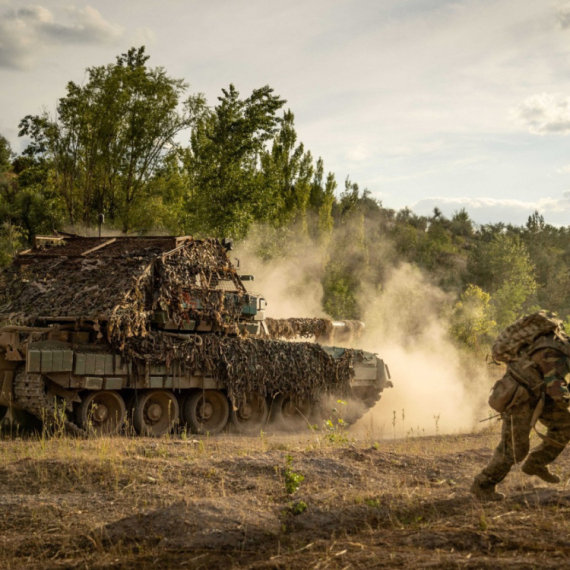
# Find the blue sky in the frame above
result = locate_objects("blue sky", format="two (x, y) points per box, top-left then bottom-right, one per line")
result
(1, 0), (570, 225)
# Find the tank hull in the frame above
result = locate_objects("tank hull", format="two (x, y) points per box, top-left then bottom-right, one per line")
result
(0, 328), (390, 435)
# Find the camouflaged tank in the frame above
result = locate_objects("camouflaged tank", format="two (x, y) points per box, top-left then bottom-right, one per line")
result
(0, 234), (391, 436)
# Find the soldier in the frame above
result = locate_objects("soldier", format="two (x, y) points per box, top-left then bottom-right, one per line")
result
(471, 332), (570, 501)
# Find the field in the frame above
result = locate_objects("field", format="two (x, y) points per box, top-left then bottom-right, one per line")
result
(1, 420), (570, 569)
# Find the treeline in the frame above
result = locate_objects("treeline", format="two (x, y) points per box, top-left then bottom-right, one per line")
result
(0, 47), (567, 352)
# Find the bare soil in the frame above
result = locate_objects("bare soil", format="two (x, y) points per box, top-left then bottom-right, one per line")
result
(1, 423), (570, 569)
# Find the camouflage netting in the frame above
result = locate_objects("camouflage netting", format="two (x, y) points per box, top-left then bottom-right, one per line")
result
(264, 318), (364, 343)
(0, 254), (151, 327)
(109, 239), (246, 348)
(0, 236), (246, 345)
(151, 242), (245, 330)
(0, 235), (357, 407)
(265, 318), (333, 340)
(123, 333), (354, 407)
(0, 237), (171, 326)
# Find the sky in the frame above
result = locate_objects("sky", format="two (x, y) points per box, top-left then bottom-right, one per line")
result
(2, 0), (570, 226)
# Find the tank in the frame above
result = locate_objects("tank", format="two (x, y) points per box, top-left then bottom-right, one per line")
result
(0, 234), (391, 436)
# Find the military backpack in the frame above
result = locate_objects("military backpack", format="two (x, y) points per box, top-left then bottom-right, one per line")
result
(491, 311), (566, 363)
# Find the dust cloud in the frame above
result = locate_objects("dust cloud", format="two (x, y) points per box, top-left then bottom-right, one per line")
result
(356, 264), (490, 438)
(236, 231), (492, 439)
(234, 230), (326, 319)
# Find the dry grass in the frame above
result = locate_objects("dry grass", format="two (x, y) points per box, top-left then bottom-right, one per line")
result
(1, 421), (570, 569)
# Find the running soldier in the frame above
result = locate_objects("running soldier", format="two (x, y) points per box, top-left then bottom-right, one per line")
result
(471, 313), (570, 501)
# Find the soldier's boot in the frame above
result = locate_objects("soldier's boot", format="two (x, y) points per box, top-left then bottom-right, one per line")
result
(470, 476), (505, 502)
(521, 462), (561, 483)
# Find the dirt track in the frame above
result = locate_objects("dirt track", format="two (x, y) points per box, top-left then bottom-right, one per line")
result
(1, 425), (570, 569)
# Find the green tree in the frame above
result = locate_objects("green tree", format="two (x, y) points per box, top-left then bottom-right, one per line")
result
(322, 259), (360, 319)
(185, 84), (286, 238)
(450, 208), (474, 239)
(518, 211), (570, 315)
(469, 233), (537, 328)
(260, 110), (313, 229)
(19, 46), (206, 232)
(0, 222), (23, 267)
(0, 135), (13, 172)
(318, 171), (336, 239)
(450, 284), (496, 353)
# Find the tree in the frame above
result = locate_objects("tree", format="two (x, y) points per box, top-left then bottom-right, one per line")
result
(318, 171), (336, 239)
(450, 284), (496, 353)
(322, 258), (360, 319)
(470, 233), (537, 328)
(185, 84), (286, 238)
(0, 222), (23, 267)
(0, 135), (63, 240)
(0, 135), (13, 172)
(19, 47), (206, 232)
(259, 110), (313, 229)
(450, 208), (474, 238)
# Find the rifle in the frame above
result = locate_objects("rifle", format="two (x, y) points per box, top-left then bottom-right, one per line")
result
(479, 413), (501, 423)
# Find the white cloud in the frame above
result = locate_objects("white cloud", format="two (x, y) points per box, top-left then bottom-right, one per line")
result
(410, 194), (570, 226)
(557, 163), (570, 173)
(55, 6), (123, 44)
(511, 93), (570, 135)
(0, 5), (123, 70)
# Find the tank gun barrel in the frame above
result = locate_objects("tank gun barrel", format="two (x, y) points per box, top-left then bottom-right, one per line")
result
(330, 320), (365, 331)
(263, 318), (365, 342)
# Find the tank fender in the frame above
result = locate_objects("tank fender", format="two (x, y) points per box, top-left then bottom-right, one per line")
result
(375, 358), (392, 390)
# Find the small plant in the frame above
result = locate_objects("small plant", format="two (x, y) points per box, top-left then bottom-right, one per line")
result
(433, 414), (441, 435)
(289, 500), (308, 515)
(259, 429), (267, 451)
(365, 498), (381, 508)
(323, 418), (349, 444)
(284, 454), (304, 494)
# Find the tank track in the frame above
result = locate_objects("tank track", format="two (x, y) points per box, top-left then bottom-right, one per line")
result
(10, 371), (382, 436)
(315, 386), (383, 427)
(13, 369), (85, 435)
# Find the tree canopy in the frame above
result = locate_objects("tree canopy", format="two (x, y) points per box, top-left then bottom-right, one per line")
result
(19, 47), (206, 232)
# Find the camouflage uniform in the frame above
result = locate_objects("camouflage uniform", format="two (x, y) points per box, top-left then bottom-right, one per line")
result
(472, 340), (570, 500)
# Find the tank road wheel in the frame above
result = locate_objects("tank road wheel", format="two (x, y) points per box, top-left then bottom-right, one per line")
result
(76, 391), (126, 435)
(132, 390), (179, 437)
(230, 394), (269, 435)
(270, 393), (312, 431)
(184, 390), (229, 435)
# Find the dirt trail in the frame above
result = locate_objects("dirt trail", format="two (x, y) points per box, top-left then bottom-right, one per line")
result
(1, 428), (570, 568)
